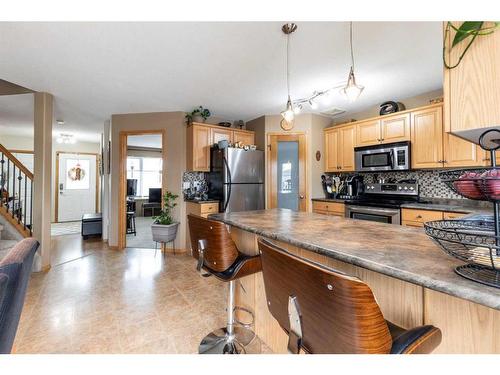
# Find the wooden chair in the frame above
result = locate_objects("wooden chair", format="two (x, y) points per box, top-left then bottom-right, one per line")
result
(258, 238), (442, 354)
(188, 214), (262, 354)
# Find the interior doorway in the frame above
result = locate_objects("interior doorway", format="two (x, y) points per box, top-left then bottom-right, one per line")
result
(267, 133), (308, 211)
(119, 131), (166, 250)
(55, 152), (99, 222)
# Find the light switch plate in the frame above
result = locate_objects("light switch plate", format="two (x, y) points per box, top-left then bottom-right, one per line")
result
(183, 182), (190, 189)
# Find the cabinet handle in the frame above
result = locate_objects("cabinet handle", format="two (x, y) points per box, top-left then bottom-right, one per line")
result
(416, 215), (422, 219)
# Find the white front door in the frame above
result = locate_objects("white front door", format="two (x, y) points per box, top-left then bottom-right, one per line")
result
(58, 153), (97, 222)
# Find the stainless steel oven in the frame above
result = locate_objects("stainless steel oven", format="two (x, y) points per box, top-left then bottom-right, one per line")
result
(345, 205), (401, 225)
(355, 141), (410, 172)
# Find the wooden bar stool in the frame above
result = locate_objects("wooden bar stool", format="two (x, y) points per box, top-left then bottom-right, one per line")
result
(188, 214), (262, 354)
(258, 238), (442, 354)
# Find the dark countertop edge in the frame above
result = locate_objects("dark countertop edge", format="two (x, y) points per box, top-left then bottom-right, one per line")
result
(184, 200), (219, 204)
(312, 197), (489, 214)
(213, 215), (500, 310)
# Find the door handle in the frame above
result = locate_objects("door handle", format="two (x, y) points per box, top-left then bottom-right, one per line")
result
(299, 195), (305, 199)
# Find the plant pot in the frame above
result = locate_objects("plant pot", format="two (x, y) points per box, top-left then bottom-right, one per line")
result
(151, 222), (179, 243)
(192, 115), (205, 123)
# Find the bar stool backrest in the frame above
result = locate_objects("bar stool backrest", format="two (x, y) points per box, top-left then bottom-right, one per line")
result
(258, 238), (393, 354)
(188, 214), (239, 273)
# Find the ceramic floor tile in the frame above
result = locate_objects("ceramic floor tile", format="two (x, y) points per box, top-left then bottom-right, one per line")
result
(14, 239), (272, 354)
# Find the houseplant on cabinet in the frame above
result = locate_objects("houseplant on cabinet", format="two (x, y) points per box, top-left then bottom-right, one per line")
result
(151, 191), (179, 244)
(186, 106), (211, 124)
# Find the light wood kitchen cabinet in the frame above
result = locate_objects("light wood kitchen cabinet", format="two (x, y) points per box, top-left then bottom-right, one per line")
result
(444, 22), (500, 134)
(380, 113), (411, 143)
(324, 128), (339, 172)
(312, 201), (345, 217)
(356, 119), (381, 146)
(211, 127), (233, 145)
(355, 113), (410, 147)
(402, 208), (468, 228)
(324, 124), (356, 172)
(443, 132), (487, 167)
(411, 105), (444, 169)
(187, 124), (211, 172)
(187, 123), (255, 171)
(233, 129), (255, 146)
(185, 201), (220, 249)
(338, 125), (356, 171)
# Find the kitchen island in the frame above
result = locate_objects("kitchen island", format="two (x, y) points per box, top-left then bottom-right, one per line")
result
(211, 209), (500, 354)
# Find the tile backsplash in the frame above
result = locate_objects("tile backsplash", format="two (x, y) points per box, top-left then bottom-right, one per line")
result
(182, 172), (208, 200)
(329, 170), (463, 199)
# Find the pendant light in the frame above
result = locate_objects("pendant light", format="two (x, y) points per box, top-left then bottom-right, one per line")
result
(280, 23), (297, 131)
(341, 22), (364, 102)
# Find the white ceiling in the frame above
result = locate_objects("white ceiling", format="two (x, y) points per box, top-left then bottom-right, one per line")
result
(0, 22), (443, 142)
(127, 134), (162, 149)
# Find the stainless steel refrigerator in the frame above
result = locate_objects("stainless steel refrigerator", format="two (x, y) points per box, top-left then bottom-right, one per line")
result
(207, 147), (265, 213)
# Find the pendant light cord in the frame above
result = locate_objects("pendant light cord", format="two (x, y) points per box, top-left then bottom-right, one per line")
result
(286, 31), (290, 98)
(349, 21), (355, 71)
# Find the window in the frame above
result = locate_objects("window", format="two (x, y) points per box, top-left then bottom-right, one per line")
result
(126, 157), (162, 196)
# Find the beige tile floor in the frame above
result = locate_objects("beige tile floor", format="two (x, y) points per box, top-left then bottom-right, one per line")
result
(13, 236), (269, 354)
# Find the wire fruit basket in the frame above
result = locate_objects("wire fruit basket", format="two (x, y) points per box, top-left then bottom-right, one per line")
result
(424, 129), (500, 288)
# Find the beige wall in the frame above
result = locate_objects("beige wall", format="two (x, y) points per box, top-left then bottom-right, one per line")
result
(0, 133), (101, 222)
(109, 111), (186, 248)
(333, 89), (443, 124)
(245, 116), (266, 151)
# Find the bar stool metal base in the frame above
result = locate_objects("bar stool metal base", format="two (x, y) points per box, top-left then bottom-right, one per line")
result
(199, 326), (261, 354)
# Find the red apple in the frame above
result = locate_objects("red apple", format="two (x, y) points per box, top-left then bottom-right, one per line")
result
(453, 171), (483, 199)
(481, 169), (500, 200)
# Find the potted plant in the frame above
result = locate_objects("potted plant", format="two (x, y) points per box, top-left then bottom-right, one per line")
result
(151, 191), (180, 244)
(186, 106), (211, 124)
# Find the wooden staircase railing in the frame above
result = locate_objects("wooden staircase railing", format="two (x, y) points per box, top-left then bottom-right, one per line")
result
(0, 143), (33, 237)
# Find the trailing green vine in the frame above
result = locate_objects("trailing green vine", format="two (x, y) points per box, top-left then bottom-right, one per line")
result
(443, 21), (500, 69)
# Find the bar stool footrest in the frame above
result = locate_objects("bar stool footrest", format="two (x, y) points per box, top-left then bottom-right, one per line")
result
(233, 306), (255, 329)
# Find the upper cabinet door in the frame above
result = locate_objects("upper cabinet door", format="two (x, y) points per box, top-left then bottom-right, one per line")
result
(411, 106), (444, 169)
(338, 125), (356, 171)
(380, 113), (410, 143)
(443, 132), (486, 167)
(356, 120), (381, 146)
(211, 127), (233, 145)
(324, 129), (339, 172)
(445, 22), (500, 133)
(188, 125), (211, 172)
(233, 130), (255, 146)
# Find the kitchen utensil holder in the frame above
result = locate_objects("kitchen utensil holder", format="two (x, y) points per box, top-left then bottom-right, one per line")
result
(425, 129), (500, 288)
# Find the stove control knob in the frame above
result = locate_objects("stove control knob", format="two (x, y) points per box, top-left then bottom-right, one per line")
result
(398, 187), (402, 190)
(404, 186), (408, 190)
(409, 187), (415, 191)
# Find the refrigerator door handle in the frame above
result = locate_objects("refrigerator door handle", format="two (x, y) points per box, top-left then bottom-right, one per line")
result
(223, 155), (232, 212)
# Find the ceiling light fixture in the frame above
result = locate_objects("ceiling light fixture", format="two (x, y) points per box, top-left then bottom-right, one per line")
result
(340, 22), (364, 102)
(56, 134), (76, 144)
(280, 23), (297, 131)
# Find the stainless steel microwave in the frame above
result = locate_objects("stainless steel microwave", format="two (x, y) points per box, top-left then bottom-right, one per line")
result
(354, 141), (410, 172)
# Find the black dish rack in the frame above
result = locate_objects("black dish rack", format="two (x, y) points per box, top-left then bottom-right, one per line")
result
(424, 129), (500, 288)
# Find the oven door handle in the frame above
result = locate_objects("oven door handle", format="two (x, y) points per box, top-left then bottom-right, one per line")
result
(347, 205), (400, 215)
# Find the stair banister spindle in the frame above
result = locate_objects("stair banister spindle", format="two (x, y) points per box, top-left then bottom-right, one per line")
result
(23, 174), (27, 230)
(29, 181), (33, 236)
(6, 159), (10, 210)
(17, 173), (22, 223)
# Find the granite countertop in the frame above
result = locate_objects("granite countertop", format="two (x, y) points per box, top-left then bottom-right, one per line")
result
(312, 197), (492, 215)
(211, 208), (500, 310)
